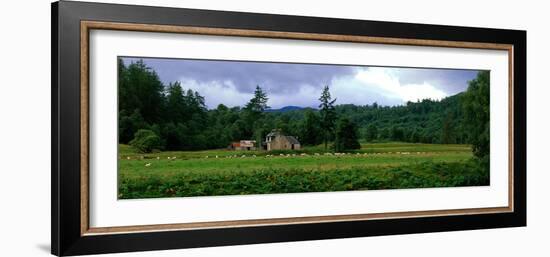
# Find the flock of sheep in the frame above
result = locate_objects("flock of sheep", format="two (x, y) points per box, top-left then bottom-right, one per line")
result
(125, 152), (425, 160)
(201, 151), (421, 159)
(124, 151), (428, 167)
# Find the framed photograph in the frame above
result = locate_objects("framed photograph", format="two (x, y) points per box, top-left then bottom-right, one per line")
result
(52, 1), (526, 256)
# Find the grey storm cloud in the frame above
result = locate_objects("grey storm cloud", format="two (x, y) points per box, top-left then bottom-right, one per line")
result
(122, 57), (356, 94)
(388, 67), (480, 95)
(121, 57), (481, 108)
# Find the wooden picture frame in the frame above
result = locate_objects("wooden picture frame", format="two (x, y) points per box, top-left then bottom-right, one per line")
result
(52, 1), (526, 256)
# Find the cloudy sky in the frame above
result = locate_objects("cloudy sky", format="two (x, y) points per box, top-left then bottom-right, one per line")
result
(121, 57), (480, 109)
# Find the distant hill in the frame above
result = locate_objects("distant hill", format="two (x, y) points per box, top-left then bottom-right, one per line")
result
(265, 106), (314, 112)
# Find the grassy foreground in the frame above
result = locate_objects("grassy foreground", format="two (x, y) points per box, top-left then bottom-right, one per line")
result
(118, 143), (489, 199)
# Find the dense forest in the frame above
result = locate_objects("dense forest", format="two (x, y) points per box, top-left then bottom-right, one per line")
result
(118, 59), (489, 160)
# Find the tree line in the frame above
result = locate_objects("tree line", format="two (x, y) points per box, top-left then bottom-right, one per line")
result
(119, 59), (489, 161)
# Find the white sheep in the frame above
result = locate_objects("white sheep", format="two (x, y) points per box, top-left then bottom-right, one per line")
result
(145, 163), (151, 167)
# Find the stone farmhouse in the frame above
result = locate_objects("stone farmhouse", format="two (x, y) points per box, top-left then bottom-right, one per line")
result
(264, 129), (301, 151)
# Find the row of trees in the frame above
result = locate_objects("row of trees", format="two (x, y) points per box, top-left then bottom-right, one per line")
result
(119, 59), (489, 160)
(118, 59), (361, 152)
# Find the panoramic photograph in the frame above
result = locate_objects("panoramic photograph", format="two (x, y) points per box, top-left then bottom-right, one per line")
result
(117, 57), (490, 199)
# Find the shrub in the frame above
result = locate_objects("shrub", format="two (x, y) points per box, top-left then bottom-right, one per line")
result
(129, 129), (164, 153)
(118, 159), (490, 199)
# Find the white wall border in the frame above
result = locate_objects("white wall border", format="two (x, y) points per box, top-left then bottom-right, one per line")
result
(88, 29), (510, 228)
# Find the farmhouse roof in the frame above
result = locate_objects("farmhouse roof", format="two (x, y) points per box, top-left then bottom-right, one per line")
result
(266, 130), (281, 137)
(285, 136), (300, 144)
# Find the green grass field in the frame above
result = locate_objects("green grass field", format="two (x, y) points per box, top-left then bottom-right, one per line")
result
(118, 142), (489, 199)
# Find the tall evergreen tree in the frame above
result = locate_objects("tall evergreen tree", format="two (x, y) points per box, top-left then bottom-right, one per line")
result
(462, 71), (490, 159)
(334, 118), (361, 152)
(318, 85), (337, 150)
(244, 85), (269, 116)
(244, 85), (269, 140)
(120, 59), (165, 124)
(165, 82), (186, 123)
